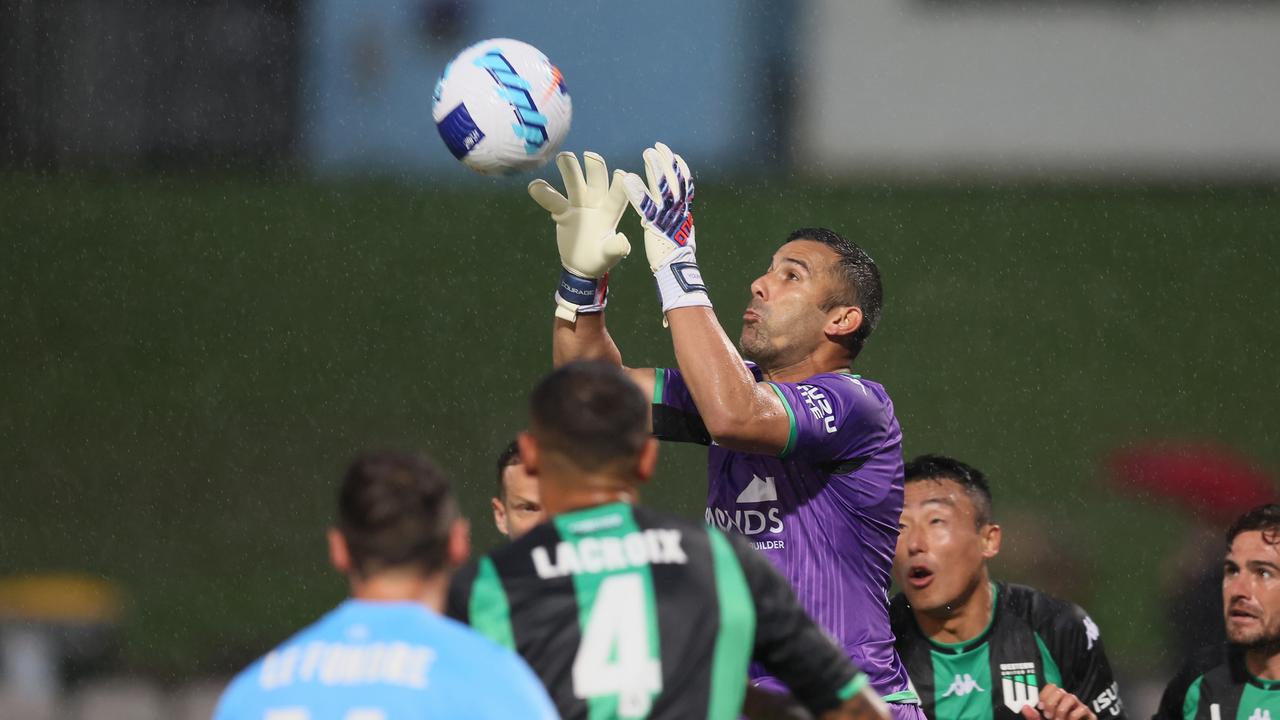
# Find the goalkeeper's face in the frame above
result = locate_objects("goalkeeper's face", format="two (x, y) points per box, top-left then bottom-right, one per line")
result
(1223, 530), (1280, 647)
(739, 241), (844, 370)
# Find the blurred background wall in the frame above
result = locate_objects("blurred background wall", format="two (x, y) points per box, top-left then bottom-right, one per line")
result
(1, 1), (1278, 719)
(797, 0), (1280, 179)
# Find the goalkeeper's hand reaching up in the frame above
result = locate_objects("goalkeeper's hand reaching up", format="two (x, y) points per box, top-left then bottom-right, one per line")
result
(622, 142), (711, 321)
(528, 151), (631, 323)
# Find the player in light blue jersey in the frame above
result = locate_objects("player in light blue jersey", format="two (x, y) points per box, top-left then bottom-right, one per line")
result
(214, 450), (557, 720)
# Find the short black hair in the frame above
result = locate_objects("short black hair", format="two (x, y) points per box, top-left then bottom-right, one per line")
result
(904, 454), (994, 527)
(495, 439), (520, 500)
(337, 450), (458, 578)
(529, 361), (648, 472)
(1226, 504), (1280, 548)
(786, 227), (883, 360)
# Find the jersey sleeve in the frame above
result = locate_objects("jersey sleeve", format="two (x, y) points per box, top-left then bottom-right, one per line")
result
(726, 531), (865, 713)
(651, 367), (712, 445)
(766, 373), (895, 464)
(1042, 603), (1126, 720)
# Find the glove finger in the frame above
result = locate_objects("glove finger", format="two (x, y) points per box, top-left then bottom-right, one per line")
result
(579, 152), (609, 206)
(642, 147), (665, 200)
(606, 169), (629, 224)
(528, 179), (570, 215)
(674, 154), (694, 203)
(603, 232), (631, 261)
(622, 172), (658, 223)
(662, 163), (681, 205)
(652, 143), (680, 202)
(582, 152), (609, 205)
(555, 151), (587, 203)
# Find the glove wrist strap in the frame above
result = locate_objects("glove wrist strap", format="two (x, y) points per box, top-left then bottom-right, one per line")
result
(654, 247), (711, 314)
(556, 269), (609, 320)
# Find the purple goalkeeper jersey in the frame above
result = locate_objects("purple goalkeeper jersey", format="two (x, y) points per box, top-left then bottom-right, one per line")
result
(652, 365), (915, 702)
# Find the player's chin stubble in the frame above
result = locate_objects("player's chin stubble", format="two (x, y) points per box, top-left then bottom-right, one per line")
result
(739, 325), (776, 367)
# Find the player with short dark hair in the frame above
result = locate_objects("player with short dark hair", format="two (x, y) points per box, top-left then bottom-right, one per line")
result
(1154, 503), (1280, 720)
(492, 439), (545, 539)
(448, 361), (890, 720)
(214, 450), (556, 720)
(531, 146), (919, 716)
(890, 454), (1124, 720)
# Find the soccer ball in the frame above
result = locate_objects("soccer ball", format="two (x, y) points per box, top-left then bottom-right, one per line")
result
(433, 39), (572, 176)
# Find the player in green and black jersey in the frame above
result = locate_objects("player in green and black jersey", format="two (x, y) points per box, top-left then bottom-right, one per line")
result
(889, 456), (1124, 720)
(447, 361), (888, 720)
(1155, 504), (1280, 720)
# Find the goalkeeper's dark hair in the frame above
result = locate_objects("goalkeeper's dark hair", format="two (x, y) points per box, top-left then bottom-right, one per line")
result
(529, 361), (649, 473)
(1227, 504), (1280, 548)
(337, 449), (458, 579)
(904, 454), (994, 528)
(787, 227), (883, 360)
(495, 439), (521, 499)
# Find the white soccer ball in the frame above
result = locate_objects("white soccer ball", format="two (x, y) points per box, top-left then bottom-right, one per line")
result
(432, 38), (572, 176)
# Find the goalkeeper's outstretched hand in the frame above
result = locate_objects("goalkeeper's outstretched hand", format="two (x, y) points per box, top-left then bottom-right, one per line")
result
(528, 151), (631, 322)
(622, 142), (710, 318)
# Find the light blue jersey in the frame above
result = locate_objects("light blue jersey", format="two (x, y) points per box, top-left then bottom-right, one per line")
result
(215, 599), (557, 720)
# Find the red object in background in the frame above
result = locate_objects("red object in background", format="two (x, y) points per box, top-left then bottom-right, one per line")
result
(1108, 442), (1276, 522)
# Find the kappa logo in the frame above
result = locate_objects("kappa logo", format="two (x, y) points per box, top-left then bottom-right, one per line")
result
(999, 662), (1039, 713)
(1249, 710), (1271, 720)
(941, 673), (984, 698)
(1083, 615), (1100, 650)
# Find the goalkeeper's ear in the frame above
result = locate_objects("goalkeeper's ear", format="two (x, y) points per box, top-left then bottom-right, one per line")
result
(824, 305), (864, 342)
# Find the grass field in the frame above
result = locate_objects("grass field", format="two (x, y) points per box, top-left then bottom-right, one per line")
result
(2, 173), (1278, 678)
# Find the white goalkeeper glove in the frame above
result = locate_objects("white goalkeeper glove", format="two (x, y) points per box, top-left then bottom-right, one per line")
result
(528, 151), (631, 322)
(622, 143), (711, 320)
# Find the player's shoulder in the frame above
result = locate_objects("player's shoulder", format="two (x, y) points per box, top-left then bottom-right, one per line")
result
(212, 607), (343, 717)
(795, 371), (894, 413)
(1158, 643), (1238, 718)
(997, 582), (1101, 644)
(213, 656), (264, 718)
(1176, 643), (1238, 684)
(631, 503), (711, 534)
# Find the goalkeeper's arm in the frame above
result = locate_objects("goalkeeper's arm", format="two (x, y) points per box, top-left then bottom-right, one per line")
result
(529, 151), (655, 397)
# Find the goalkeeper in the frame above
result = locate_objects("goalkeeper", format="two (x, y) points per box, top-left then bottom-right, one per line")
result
(530, 146), (921, 718)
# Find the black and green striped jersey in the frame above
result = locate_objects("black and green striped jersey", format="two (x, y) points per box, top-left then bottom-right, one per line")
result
(446, 501), (866, 720)
(1155, 644), (1280, 720)
(890, 582), (1125, 720)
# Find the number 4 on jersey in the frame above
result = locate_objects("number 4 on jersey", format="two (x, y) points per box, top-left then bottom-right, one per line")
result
(571, 573), (662, 718)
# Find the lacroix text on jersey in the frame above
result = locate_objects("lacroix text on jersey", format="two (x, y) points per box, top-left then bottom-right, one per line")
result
(531, 529), (688, 578)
